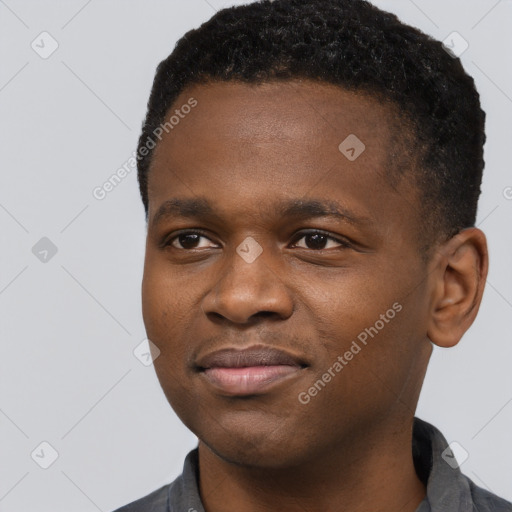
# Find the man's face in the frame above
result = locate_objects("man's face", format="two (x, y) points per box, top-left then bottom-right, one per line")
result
(142, 80), (433, 468)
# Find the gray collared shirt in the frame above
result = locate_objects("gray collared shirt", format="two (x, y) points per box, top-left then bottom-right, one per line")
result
(112, 417), (512, 511)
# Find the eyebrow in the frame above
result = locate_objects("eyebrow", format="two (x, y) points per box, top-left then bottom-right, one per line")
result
(150, 197), (372, 229)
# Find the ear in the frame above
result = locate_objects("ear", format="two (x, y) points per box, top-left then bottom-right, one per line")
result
(427, 227), (489, 348)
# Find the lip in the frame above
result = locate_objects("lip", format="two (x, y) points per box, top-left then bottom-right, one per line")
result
(196, 345), (308, 396)
(196, 345), (306, 369)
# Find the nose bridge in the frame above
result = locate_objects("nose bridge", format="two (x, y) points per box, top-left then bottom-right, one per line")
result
(224, 240), (274, 293)
(202, 237), (293, 322)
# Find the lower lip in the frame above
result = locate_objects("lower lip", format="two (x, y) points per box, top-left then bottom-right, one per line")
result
(201, 365), (303, 395)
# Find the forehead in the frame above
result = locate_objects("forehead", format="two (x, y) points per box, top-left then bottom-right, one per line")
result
(147, 80), (399, 202)
(153, 79), (394, 152)
(145, 80), (422, 253)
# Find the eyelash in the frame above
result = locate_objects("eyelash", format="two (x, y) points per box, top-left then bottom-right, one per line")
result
(162, 229), (351, 251)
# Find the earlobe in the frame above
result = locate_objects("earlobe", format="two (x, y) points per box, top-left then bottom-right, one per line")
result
(427, 228), (488, 348)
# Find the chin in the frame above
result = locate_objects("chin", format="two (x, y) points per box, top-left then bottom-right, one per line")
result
(196, 421), (313, 470)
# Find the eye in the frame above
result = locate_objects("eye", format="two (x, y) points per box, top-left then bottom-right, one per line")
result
(290, 230), (351, 251)
(162, 229), (350, 251)
(164, 231), (218, 250)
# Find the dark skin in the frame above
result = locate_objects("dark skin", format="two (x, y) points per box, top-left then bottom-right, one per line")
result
(141, 80), (488, 512)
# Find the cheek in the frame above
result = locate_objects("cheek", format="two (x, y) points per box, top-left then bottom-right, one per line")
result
(141, 265), (190, 356)
(300, 264), (419, 387)
(301, 265), (401, 341)
(141, 268), (200, 424)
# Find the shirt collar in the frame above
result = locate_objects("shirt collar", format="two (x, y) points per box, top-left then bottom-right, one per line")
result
(167, 417), (475, 512)
(412, 417), (474, 511)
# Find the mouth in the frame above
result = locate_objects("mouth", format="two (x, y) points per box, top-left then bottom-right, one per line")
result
(196, 345), (308, 396)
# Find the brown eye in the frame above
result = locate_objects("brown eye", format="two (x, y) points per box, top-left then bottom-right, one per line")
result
(174, 233), (201, 249)
(291, 231), (350, 250)
(164, 231), (217, 250)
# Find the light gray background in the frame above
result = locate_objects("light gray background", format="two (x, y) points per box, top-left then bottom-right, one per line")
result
(0, 0), (511, 510)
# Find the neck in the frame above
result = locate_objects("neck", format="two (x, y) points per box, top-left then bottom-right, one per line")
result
(197, 417), (426, 512)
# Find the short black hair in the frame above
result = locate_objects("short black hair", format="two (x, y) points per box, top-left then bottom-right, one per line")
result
(136, 0), (485, 252)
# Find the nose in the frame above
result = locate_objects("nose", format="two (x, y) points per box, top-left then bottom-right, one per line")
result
(200, 242), (294, 324)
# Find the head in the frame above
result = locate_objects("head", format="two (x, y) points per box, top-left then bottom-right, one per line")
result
(139, 0), (488, 468)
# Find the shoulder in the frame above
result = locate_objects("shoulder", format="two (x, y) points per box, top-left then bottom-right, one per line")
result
(110, 483), (170, 512)
(110, 448), (201, 512)
(468, 478), (512, 511)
